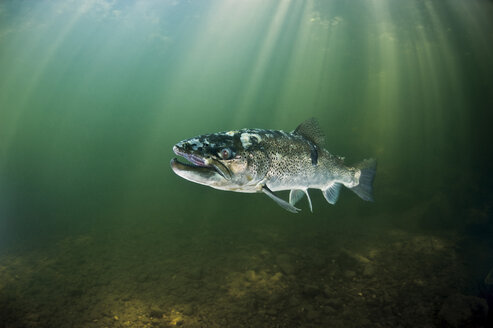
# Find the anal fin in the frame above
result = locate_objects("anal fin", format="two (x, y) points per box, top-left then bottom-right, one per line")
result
(323, 183), (342, 205)
(263, 186), (300, 213)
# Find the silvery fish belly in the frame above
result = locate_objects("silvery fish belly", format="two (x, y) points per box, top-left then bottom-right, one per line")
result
(170, 118), (376, 213)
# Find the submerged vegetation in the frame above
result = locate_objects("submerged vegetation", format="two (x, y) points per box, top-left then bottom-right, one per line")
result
(0, 217), (484, 327)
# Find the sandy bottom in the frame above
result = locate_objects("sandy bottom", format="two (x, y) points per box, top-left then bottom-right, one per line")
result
(1, 213), (491, 328)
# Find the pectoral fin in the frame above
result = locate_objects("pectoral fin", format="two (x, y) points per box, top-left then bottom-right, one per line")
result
(263, 186), (300, 213)
(289, 189), (313, 212)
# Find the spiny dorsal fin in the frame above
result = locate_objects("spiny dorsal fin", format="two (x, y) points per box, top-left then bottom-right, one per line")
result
(293, 118), (325, 147)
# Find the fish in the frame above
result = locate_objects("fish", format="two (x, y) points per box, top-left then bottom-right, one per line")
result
(170, 118), (376, 213)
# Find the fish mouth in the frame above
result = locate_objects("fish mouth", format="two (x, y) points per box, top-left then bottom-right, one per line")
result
(172, 146), (210, 168)
(171, 146), (232, 180)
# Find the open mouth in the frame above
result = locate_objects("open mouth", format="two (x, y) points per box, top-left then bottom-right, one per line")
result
(172, 146), (210, 168)
(171, 145), (231, 180)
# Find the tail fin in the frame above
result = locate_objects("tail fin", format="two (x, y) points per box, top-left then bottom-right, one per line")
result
(350, 158), (376, 202)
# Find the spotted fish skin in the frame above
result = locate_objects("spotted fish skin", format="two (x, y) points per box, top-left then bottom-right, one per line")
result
(171, 118), (376, 213)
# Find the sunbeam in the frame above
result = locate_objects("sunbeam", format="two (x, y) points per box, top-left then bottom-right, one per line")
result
(1, 0), (493, 327)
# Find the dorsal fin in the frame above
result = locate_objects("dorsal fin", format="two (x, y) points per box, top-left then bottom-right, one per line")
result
(293, 118), (325, 147)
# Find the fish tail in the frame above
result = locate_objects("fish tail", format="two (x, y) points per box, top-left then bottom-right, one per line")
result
(350, 158), (377, 202)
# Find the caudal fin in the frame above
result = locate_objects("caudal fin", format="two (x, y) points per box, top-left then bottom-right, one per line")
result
(350, 158), (376, 202)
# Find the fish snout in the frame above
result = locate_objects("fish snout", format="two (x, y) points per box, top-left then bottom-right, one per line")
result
(173, 142), (190, 155)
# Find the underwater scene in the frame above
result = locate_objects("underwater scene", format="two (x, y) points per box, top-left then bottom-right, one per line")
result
(1, 0), (493, 327)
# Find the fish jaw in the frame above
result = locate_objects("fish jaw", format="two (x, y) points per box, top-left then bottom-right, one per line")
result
(170, 145), (228, 187)
(173, 145), (207, 166)
(170, 157), (226, 187)
(171, 143), (251, 191)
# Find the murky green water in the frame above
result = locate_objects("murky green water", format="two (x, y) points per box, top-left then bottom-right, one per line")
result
(1, 1), (493, 327)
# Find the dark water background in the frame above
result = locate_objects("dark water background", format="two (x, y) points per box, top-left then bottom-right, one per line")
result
(1, 1), (493, 327)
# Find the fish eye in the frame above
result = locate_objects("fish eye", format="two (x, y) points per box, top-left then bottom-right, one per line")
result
(219, 148), (232, 160)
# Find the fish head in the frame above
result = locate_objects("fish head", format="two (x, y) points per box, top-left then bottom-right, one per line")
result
(170, 130), (268, 192)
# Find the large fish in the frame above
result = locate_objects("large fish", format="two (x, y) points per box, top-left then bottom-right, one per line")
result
(170, 118), (376, 213)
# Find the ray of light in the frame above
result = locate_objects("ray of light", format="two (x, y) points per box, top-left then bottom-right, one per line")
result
(230, 0), (294, 127)
(363, 0), (400, 154)
(273, 0), (345, 127)
(0, 1), (92, 168)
